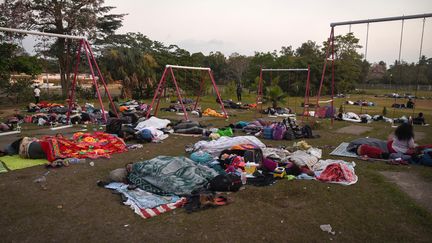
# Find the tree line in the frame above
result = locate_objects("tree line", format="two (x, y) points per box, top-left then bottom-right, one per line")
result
(1, 0), (431, 101)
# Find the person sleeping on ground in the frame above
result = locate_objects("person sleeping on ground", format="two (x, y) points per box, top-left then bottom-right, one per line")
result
(0, 137), (47, 159)
(102, 156), (219, 196)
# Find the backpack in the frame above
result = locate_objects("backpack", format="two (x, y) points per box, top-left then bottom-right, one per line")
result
(137, 129), (153, 142)
(208, 174), (242, 192)
(301, 125), (313, 138)
(284, 127), (295, 140)
(272, 122), (286, 140)
(419, 149), (432, 166)
(263, 126), (274, 139)
(106, 118), (124, 136)
(222, 144), (263, 164)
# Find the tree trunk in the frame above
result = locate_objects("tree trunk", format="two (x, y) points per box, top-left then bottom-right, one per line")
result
(57, 38), (69, 98)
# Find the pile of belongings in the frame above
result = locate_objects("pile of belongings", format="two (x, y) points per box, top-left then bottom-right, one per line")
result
(262, 107), (293, 117)
(104, 155), (233, 218)
(116, 100), (149, 114)
(345, 100), (375, 106)
(106, 116), (172, 143)
(238, 118), (317, 141)
(221, 99), (251, 109)
(0, 115), (23, 133)
(336, 112), (371, 123)
(102, 136), (359, 219)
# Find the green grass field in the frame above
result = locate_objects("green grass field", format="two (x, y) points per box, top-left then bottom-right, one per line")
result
(0, 90), (432, 242)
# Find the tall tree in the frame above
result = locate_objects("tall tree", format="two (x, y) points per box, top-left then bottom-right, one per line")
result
(227, 52), (250, 85)
(0, 0), (125, 96)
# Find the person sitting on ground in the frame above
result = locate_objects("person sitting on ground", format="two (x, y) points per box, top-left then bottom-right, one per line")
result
(109, 97), (121, 117)
(388, 123), (416, 155)
(413, 112), (426, 125)
(406, 98), (415, 109)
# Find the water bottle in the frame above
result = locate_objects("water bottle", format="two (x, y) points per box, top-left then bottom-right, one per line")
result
(241, 172), (247, 185)
(65, 158), (86, 164)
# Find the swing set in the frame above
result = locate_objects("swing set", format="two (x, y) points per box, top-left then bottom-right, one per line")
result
(256, 66), (311, 119)
(0, 27), (119, 125)
(146, 65), (228, 120)
(316, 13), (432, 126)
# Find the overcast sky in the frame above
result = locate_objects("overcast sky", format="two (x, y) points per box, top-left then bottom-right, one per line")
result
(103, 0), (432, 64)
(15, 0), (432, 65)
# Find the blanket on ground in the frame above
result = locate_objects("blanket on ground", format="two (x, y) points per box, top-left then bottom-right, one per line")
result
(315, 160), (358, 185)
(41, 132), (127, 162)
(105, 182), (185, 219)
(330, 142), (358, 158)
(192, 136), (266, 156)
(0, 161), (8, 173)
(347, 138), (388, 153)
(0, 155), (47, 170)
(135, 117), (171, 131)
(128, 156), (219, 195)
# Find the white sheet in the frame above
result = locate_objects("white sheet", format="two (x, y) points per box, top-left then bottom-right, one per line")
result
(193, 136), (266, 156)
(135, 117), (171, 131)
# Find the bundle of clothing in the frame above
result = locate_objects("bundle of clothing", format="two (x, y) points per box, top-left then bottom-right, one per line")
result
(203, 108), (225, 118)
(336, 112), (371, 123)
(262, 107), (292, 116)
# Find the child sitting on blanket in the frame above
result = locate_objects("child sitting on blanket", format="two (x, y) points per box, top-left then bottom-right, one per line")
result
(388, 123), (416, 155)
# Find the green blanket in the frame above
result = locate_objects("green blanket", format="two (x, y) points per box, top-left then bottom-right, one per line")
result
(0, 162), (7, 173)
(0, 155), (47, 171)
(128, 156), (219, 195)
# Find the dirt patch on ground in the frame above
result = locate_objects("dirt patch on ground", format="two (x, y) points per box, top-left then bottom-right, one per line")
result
(335, 125), (373, 135)
(380, 171), (432, 213)
(415, 131), (426, 141)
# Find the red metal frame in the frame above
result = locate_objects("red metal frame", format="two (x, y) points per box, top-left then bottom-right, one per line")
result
(314, 27), (335, 126)
(66, 39), (118, 124)
(301, 65), (311, 123)
(146, 65), (228, 120)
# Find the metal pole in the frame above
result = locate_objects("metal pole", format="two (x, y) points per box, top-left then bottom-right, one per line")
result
(83, 41), (107, 123)
(330, 13), (432, 27)
(146, 67), (168, 118)
(84, 41), (119, 118)
(256, 67), (263, 115)
(209, 69), (228, 118)
(314, 28), (333, 119)
(0, 27), (86, 40)
(169, 67), (189, 121)
(302, 65), (311, 123)
(153, 75), (166, 117)
(66, 39), (83, 124)
(413, 18), (426, 116)
(194, 70), (206, 110)
(261, 68), (309, 71)
(361, 23), (370, 114)
(331, 27), (335, 127)
(166, 64), (210, 71)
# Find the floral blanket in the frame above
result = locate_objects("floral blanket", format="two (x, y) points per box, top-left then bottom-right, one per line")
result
(41, 132), (127, 161)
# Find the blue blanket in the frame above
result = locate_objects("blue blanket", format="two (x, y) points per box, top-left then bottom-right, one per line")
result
(128, 156), (219, 195)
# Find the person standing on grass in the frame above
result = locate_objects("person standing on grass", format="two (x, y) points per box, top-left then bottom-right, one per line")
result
(34, 85), (41, 104)
(236, 82), (242, 102)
